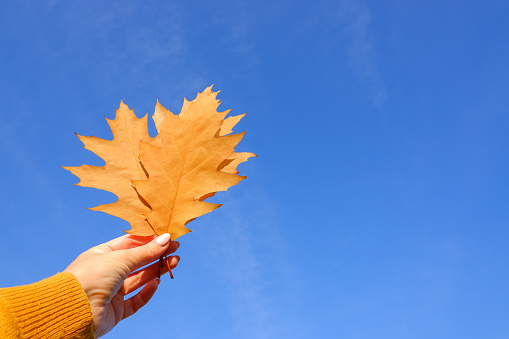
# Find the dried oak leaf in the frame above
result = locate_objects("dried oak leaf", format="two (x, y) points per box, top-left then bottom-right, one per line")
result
(132, 87), (254, 239)
(63, 102), (154, 232)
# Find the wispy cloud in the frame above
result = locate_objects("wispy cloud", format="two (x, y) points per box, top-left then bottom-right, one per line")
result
(40, 2), (207, 104)
(0, 120), (70, 230)
(200, 188), (296, 338)
(331, 0), (387, 108)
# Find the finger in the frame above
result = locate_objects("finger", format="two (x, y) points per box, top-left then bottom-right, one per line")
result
(97, 234), (158, 252)
(123, 256), (180, 295)
(122, 278), (160, 320)
(114, 233), (172, 272)
(164, 241), (180, 256)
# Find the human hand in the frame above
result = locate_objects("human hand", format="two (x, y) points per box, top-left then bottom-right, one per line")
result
(64, 233), (180, 338)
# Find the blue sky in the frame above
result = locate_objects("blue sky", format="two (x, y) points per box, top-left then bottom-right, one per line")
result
(1, 1), (508, 338)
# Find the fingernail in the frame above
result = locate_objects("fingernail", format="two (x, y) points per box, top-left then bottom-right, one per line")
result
(155, 278), (161, 285)
(156, 233), (171, 246)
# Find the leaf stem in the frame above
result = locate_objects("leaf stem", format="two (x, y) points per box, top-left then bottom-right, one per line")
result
(158, 255), (174, 279)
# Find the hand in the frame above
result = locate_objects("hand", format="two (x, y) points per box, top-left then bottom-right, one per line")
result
(64, 233), (180, 338)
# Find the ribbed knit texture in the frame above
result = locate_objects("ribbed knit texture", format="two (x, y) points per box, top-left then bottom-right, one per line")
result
(0, 272), (94, 339)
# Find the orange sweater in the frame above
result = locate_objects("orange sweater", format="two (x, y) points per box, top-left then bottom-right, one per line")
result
(0, 273), (94, 338)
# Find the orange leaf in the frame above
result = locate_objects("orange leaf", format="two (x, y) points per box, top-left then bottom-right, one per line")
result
(132, 87), (250, 239)
(64, 102), (155, 234)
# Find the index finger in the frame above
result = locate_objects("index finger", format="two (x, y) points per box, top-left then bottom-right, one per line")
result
(98, 234), (158, 252)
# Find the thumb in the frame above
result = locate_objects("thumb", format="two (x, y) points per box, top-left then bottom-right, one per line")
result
(117, 233), (172, 272)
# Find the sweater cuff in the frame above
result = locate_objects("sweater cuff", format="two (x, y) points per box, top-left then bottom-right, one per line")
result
(0, 272), (94, 339)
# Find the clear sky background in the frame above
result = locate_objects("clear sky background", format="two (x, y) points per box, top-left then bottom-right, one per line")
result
(1, 1), (508, 338)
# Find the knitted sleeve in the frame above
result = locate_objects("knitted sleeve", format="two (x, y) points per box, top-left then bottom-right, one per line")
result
(0, 272), (94, 339)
